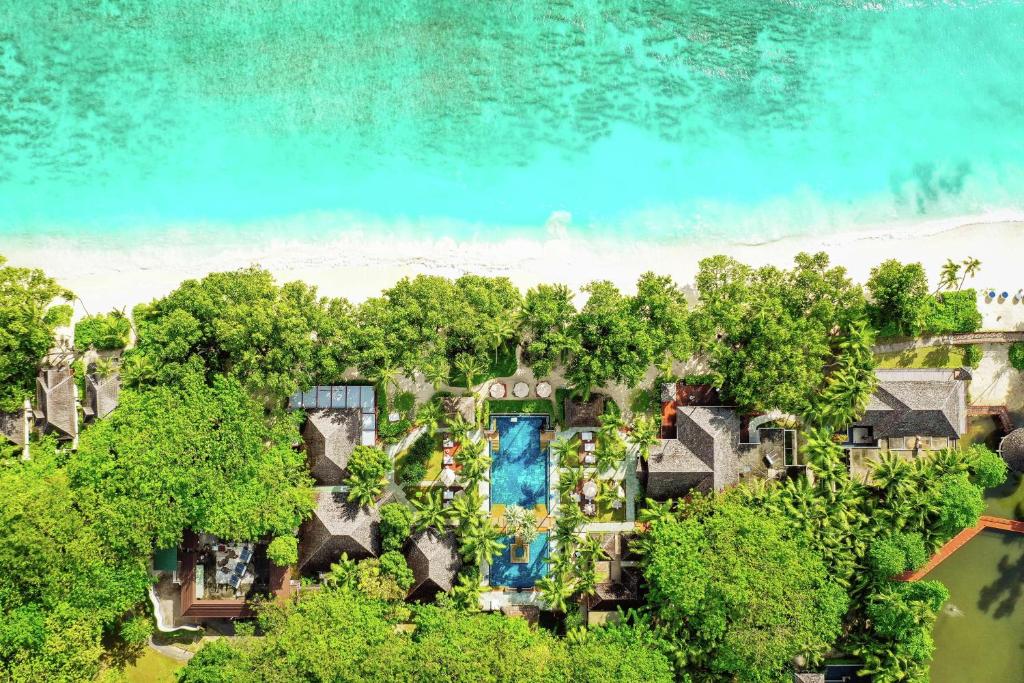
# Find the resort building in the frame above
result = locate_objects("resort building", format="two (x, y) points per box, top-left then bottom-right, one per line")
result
(998, 427), (1024, 473)
(35, 366), (78, 445)
(290, 385), (377, 485)
(404, 529), (461, 603)
(563, 394), (608, 429)
(582, 532), (643, 626)
(83, 372), (120, 422)
(298, 490), (381, 574)
(643, 405), (742, 500)
(0, 406), (30, 453)
(844, 368), (968, 478)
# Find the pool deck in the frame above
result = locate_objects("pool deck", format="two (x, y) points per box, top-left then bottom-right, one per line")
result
(900, 515), (1024, 581)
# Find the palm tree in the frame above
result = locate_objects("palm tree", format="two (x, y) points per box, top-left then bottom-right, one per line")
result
(347, 477), (383, 507)
(557, 466), (582, 499)
(551, 437), (578, 469)
(455, 439), (491, 484)
(324, 553), (358, 589)
(598, 410), (626, 441)
(937, 259), (961, 293)
(415, 400), (443, 437)
(637, 498), (675, 525)
(595, 440), (625, 476)
(870, 451), (913, 500)
(575, 534), (609, 564)
(959, 256), (981, 291)
(454, 353), (486, 389)
(536, 573), (573, 613)
(803, 427), (849, 489)
(422, 356), (450, 390)
(629, 414), (659, 461)
(373, 362), (401, 395)
(448, 570), (483, 611)
(447, 413), (474, 445)
(459, 517), (504, 567)
(448, 488), (485, 527)
(412, 489), (448, 533)
(483, 315), (518, 364)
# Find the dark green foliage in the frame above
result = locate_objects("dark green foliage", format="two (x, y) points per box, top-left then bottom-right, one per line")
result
(935, 472), (985, 538)
(379, 503), (414, 552)
(0, 255), (74, 411)
(866, 259), (928, 336)
(920, 290), (982, 334)
(397, 433), (434, 485)
(392, 390), (415, 414)
(124, 266), (350, 402)
(1009, 341), (1024, 370)
(691, 252), (870, 415)
(70, 374), (315, 555)
(681, 372), (723, 386)
(962, 343), (982, 367)
(375, 384), (413, 445)
(867, 532), (927, 579)
(640, 499), (848, 681)
(73, 310), (131, 351)
(486, 399), (554, 418)
(344, 446), (392, 505)
(965, 443), (1008, 489)
(856, 581), (949, 683)
(378, 551), (414, 591)
(119, 614), (154, 647)
(266, 535), (299, 567)
(521, 283), (576, 378)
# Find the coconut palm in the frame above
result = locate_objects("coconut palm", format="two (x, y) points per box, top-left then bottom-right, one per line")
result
(447, 569), (483, 611)
(555, 505), (584, 545)
(557, 466), (582, 499)
(637, 498), (676, 525)
(959, 256), (981, 290)
(483, 315), (519, 364)
(536, 573), (573, 613)
(551, 437), (578, 469)
(459, 517), (504, 566)
(454, 353), (486, 389)
(323, 553), (358, 589)
(576, 534), (609, 564)
(504, 504), (539, 544)
(455, 439), (490, 484)
(448, 488), (485, 526)
(373, 362), (401, 395)
(415, 400), (443, 437)
(629, 414), (660, 461)
(598, 410), (626, 441)
(412, 489), (448, 533)
(803, 427), (850, 488)
(595, 440), (625, 476)
(347, 477), (383, 507)
(422, 355), (450, 390)
(937, 258), (961, 293)
(447, 413), (474, 445)
(870, 451), (913, 500)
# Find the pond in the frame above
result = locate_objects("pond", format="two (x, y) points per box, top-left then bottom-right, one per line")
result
(928, 468), (1024, 683)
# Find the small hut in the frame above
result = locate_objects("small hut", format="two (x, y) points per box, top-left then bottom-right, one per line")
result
(303, 408), (361, 485)
(998, 428), (1024, 473)
(404, 529), (461, 603)
(298, 491), (381, 574)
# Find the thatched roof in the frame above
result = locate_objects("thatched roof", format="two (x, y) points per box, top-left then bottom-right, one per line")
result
(441, 396), (476, 427)
(84, 373), (120, 421)
(405, 529), (461, 602)
(793, 673), (825, 683)
(0, 410), (28, 447)
(35, 367), (77, 441)
(298, 491), (380, 573)
(856, 369), (966, 440)
(303, 408), (360, 485)
(999, 428), (1024, 473)
(644, 406), (739, 500)
(563, 394), (607, 428)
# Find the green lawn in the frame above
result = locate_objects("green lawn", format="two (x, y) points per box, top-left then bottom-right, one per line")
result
(117, 648), (184, 683)
(874, 345), (967, 369)
(393, 434), (444, 483)
(450, 345), (518, 388)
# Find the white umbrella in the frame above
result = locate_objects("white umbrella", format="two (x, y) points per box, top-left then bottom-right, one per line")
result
(536, 381), (552, 398)
(440, 468), (457, 487)
(513, 382), (529, 398)
(489, 382), (506, 398)
(582, 480), (598, 499)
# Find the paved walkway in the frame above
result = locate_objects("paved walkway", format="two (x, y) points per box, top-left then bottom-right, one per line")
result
(148, 637), (195, 662)
(900, 515), (1024, 581)
(875, 331), (1024, 354)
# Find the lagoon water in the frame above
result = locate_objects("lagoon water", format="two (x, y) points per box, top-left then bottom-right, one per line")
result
(1, 1), (1024, 241)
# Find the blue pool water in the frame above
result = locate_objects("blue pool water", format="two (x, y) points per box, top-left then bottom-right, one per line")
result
(489, 533), (550, 589)
(490, 415), (549, 509)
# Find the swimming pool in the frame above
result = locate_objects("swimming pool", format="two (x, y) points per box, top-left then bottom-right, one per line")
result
(490, 415), (549, 509)
(488, 415), (550, 588)
(489, 533), (550, 589)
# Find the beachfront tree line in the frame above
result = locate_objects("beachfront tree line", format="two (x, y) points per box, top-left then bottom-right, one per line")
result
(0, 251), (998, 682)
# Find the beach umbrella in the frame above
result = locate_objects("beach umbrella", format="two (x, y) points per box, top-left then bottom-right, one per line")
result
(582, 480), (598, 499)
(440, 468), (457, 487)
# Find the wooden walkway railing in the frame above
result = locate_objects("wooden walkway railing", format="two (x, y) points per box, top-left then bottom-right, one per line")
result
(967, 405), (1015, 433)
(899, 515), (1024, 581)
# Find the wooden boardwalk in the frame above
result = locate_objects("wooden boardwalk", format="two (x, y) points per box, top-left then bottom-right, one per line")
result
(900, 515), (1024, 581)
(967, 405), (1015, 433)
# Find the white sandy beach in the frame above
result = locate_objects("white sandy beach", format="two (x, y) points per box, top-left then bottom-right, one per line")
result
(3, 212), (1024, 331)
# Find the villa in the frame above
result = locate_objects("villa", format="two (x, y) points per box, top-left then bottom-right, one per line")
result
(643, 405), (742, 500)
(844, 368), (968, 479)
(0, 407), (30, 452)
(998, 427), (1024, 473)
(35, 366), (78, 445)
(582, 532), (643, 627)
(83, 371), (120, 422)
(298, 490), (381, 574)
(404, 529), (462, 603)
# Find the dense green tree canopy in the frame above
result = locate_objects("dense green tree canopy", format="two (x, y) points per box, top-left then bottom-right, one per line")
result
(641, 498), (848, 682)
(691, 252), (869, 414)
(69, 373), (315, 555)
(520, 283), (576, 378)
(0, 441), (148, 681)
(866, 259), (929, 336)
(73, 310), (131, 351)
(0, 255), (74, 411)
(125, 267), (345, 402)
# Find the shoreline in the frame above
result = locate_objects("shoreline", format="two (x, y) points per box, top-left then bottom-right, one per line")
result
(4, 213), (1024, 327)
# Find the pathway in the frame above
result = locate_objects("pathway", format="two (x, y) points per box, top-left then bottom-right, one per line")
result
(899, 515), (1024, 581)
(148, 637), (195, 662)
(875, 331), (1024, 354)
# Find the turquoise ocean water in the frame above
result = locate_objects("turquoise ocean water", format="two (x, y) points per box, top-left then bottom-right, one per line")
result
(2, 1), (1024, 242)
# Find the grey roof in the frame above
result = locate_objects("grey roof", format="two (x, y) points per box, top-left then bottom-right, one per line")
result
(660, 382), (677, 404)
(645, 406), (740, 500)
(35, 367), (77, 441)
(441, 396), (476, 426)
(999, 428), (1024, 473)
(0, 410), (28, 447)
(793, 674), (825, 683)
(84, 373), (120, 421)
(405, 529), (461, 601)
(298, 491), (380, 573)
(856, 369), (966, 440)
(303, 408), (360, 485)
(563, 394), (607, 428)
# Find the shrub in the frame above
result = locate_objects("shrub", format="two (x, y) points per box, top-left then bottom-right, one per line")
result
(868, 532), (928, 579)
(119, 615), (154, 647)
(393, 391), (416, 415)
(378, 551), (414, 591)
(966, 444), (1008, 489)
(682, 372), (723, 387)
(74, 311), (131, 351)
(920, 290), (982, 335)
(962, 344), (982, 368)
(1009, 342), (1024, 371)
(380, 503), (414, 552)
(866, 260), (928, 337)
(267, 535), (299, 567)
(398, 461), (427, 487)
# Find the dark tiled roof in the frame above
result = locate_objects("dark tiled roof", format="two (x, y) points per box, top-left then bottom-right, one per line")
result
(563, 394), (607, 428)
(35, 367), (77, 440)
(405, 529), (461, 601)
(84, 373), (120, 420)
(0, 410), (27, 446)
(303, 408), (360, 485)
(441, 397), (476, 426)
(856, 369), (966, 439)
(793, 674), (825, 683)
(298, 491), (380, 574)
(999, 428), (1024, 473)
(645, 406), (740, 500)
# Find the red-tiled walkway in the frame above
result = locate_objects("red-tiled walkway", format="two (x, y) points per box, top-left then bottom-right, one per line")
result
(900, 515), (1024, 581)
